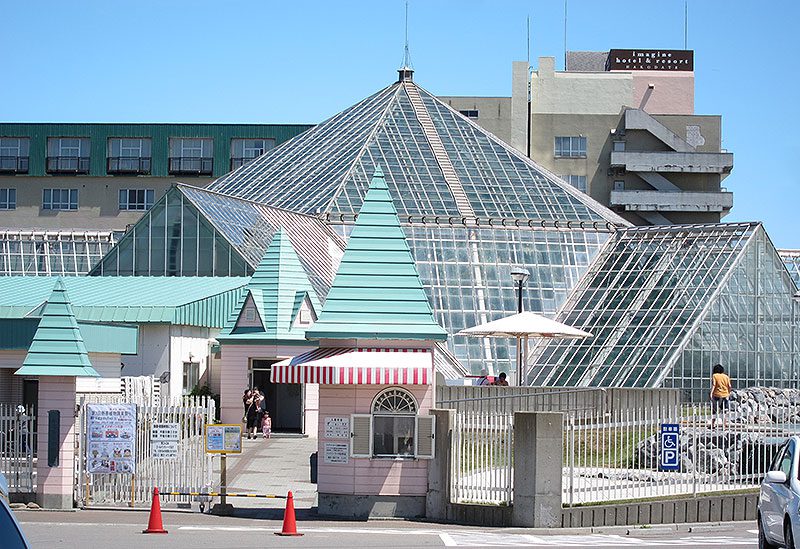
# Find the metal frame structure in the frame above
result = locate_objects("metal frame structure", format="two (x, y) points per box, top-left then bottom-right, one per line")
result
(0, 230), (117, 276)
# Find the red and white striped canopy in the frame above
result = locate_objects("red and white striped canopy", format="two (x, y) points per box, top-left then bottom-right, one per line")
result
(270, 347), (432, 385)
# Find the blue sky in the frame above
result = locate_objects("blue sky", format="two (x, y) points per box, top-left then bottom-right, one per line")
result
(2, 0), (797, 248)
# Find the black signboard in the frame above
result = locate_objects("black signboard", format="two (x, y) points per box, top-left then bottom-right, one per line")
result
(607, 49), (694, 71)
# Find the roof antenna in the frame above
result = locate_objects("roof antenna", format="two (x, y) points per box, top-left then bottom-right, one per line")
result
(684, 0), (688, 49)
(398, 0), (414, 82)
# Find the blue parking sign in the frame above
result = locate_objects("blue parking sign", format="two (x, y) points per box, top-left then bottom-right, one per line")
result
(660, 423), (680, 471)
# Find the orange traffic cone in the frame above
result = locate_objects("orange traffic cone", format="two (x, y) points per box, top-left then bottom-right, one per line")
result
(274, 491), (303, 536)
(142, 487), (168, 534)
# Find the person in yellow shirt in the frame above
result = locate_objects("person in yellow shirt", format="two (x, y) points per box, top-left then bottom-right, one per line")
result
(710, 363), (732, 427)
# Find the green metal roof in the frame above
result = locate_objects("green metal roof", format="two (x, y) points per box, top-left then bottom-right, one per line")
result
(0, 319), (137, 354)
(16, 279), (100, 377)
(305, 168), (447, 341)
(219, 228), (321, 342)
(0, 277), (249, 328)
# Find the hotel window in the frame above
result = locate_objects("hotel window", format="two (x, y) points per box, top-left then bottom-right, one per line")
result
(0, 138), (30, 173)
(168, 138), (213, 175)
(559, 175), (588, 193)
(46, 138), (90, 173)
(42, 188), (78, 211)
(554, 136), (587, 158)
(108, 138), (152, 174)
(350, 387), (434, 459)
(0, 188), (16, 209)
(230, 138), (275, 170)
(119, 189), (155, 211)
(458, 110), (479, 119)
(182, 361), (200, 395)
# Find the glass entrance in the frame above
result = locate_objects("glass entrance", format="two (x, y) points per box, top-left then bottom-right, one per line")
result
(251, 360), (303, 433)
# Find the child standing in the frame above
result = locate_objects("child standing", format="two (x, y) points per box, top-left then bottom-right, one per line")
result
(261, 412), (272, 439)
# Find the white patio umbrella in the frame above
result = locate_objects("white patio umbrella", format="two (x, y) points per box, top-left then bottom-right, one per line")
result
(456, 312), (592, 385)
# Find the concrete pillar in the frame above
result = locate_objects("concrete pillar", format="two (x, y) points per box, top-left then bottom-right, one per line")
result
(510, 60), (530, 155)
(36, 376), (77, 509)
(512, 411), (563, 528)
(426, 408), (455, 521)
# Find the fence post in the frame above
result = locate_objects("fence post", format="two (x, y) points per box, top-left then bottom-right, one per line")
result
(512, 411), (563, 528)
(426, 409), (455, 521)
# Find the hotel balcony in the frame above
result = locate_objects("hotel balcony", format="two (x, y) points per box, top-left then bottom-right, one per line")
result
(610, 189), (734, 213)
(611, 151), (734, 174)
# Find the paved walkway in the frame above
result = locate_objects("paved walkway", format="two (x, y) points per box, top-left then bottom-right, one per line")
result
(211, 435), (318, 517)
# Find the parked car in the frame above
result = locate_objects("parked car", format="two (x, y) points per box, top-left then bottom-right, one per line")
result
(0, 472), (32, 548)
(759, 436), (800, 548)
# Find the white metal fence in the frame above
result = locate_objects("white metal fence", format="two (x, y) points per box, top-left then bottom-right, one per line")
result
(75, 396), (214, 507)
(563, 397), (800, 506)
(451, 412), (513, 505)
(0, 404), (34, 493)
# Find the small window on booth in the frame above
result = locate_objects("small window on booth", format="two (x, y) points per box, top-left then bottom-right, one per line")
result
(351, 387), (434, 459)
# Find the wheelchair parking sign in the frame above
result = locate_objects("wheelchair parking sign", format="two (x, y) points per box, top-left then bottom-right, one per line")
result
(660, 423), (680, 471)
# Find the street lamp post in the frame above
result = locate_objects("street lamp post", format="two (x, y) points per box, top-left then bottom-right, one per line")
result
(510, 267), (530, 385)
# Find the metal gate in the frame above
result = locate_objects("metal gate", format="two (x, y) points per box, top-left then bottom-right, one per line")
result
(451, 411), (514, 505)
(75, 396), (214, 507)
(0, 404), (34, 493)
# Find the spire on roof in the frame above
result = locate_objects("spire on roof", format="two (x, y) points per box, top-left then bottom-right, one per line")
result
(219, 228), (321, 341)
(306, 168), (447, 341)
(398, 0), (414, 82)
(15, 278), (99, 377)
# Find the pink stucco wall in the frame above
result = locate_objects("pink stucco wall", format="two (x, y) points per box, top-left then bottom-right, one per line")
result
(317, 384), (433, 497)
(36, 376), (76, 505)
(631, 72), (694, 115)
(217, 343), (317, 433)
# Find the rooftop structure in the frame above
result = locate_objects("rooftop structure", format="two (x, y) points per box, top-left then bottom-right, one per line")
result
(15, 279), (99, 378)
(306, 168), (447, 341)
(780, 250), (800, 288)
(0, 229), (117, 276)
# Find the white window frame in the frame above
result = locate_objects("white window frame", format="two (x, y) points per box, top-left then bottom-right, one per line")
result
(554, 136), (587, 158)
(350, 387), (435, 460)
(0, 188), (16, 210)
(118, 188), (155, 211)
(182, 361), (200, 395)
(42, 188), (78, 211)
(559, 175), (588, 193)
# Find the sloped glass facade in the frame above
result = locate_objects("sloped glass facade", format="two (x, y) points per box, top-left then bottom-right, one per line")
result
(90, 186), (342, 299)
(0, 230), (116, 275)
(527, 224), (800, 400)
(781, 250), (800, 288)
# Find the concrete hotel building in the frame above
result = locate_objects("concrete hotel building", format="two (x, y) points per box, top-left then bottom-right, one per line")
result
(441, 49), (734, 225)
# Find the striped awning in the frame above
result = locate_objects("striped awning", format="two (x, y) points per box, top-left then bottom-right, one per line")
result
(271, 347), (432, 385)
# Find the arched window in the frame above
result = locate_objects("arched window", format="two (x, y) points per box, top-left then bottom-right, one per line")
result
(350, 387), (434, 460)
(371, 388), (417, 457)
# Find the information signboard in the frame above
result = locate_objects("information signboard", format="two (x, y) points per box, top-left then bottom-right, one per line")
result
(151, 422), (180, 459)
(205, 424), (242, 454)
(324, 416), (350, 439)
(660, 423), (680, 471)
(324, 442), (349, 464)
(86, 403), (137, 474)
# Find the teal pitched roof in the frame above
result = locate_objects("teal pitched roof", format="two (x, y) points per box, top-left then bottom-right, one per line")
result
(305, 168), (448, 341)
(219, 228), (322, 342)
(16, 279), (100, 377)
(0, 277), (249, 328)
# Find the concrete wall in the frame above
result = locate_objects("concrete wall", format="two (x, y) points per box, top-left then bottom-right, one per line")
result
(632, 72), (694, 115)
(0, 175), (212, 232)
(75, 353), (122, 393)
(120, 323), (169, 379)
(532, 57), (634, 115)
(561, 492), (759, 528)
(168, 325), (212, 397)
(439, 96), (513, 146)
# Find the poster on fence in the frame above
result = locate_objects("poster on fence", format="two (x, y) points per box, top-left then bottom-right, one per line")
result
(151, 422), (180, 459)
(86, 403), (137, 474)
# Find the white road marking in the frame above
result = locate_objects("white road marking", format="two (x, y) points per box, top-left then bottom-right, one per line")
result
(444, 532), (757, 547)
(439, 533), (457, 546)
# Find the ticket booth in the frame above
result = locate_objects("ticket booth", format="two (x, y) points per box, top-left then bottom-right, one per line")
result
(271, 168), (448, 518)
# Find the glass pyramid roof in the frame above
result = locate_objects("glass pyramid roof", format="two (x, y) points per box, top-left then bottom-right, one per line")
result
(210, 75), (627, 226)
(527, 223), (800, 399)
(780, 249), (800, 289)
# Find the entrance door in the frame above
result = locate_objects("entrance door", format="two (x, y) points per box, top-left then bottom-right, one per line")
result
(251, 360), (303, 433)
